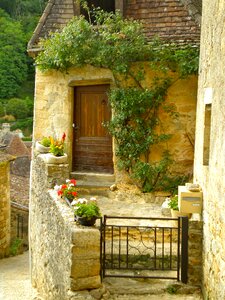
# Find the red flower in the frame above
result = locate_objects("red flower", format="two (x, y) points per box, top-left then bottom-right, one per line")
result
(72, 191), (77, 196)
(70, 179), (76, 185)
(57, 190), (63, 196)
(61, 184), (67, 189)
(62, 132), (66, 142)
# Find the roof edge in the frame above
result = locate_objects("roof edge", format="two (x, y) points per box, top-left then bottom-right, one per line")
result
(27, 0), (55, 53)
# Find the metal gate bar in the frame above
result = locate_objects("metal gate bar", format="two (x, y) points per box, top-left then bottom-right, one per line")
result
(101, 215), (188, 283)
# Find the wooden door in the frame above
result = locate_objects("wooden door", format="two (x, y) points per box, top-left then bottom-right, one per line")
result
(73, 85), (113, 173)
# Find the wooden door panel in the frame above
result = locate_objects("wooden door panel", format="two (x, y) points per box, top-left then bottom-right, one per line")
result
(73, 85), (113, 173)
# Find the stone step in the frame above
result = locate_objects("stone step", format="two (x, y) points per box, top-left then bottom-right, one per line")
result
(103, 277), (203, 299)
(70, 172), (115, 196)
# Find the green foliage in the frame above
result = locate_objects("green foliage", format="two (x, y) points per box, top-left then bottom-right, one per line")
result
(166, 284), (179, 294)
(5, 98), (29, 119)
(107, 83), (171, 169)
(40, 137), (51, 147)
(36, 10), (147, 72)
(49, 133), (66, 156)
(10, 118), (33, 135)
(36, 9), (199, 193)
(168, 195), (179, 211)
(75, 201), (101, 220)
(9, 238), (23, 256)
(0, 102), (5, 117)
(0, 9), (28, 99)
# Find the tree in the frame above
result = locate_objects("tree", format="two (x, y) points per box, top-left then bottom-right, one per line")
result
(0, 9), (28, 99)
(6, 98), (29, 119)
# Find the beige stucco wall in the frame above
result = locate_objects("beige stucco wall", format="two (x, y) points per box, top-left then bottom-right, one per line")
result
(34, 64), (197, 180)
(194, 1), (225, 299)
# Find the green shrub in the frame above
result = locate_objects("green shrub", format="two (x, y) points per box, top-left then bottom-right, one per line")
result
(9, 238), (23, 256)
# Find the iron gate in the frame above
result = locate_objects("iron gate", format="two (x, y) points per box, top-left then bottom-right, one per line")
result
(100, 216), (188, 283)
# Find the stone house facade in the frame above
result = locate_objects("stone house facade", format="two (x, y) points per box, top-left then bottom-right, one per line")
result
(193, 0), (225, 299)
(28, 0), (201, 182)
(0, 153), (14, 258)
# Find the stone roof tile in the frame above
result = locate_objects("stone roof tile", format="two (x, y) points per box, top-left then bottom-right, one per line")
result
(28, 0), (201, 53)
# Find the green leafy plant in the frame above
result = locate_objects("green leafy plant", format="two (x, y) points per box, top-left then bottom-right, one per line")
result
(9, 238), (23, 256)
(168, 195), (179, 211)
(50, 132), (66, 156)
(40, 136), (51, 147)
(72, 198), (101, 220)
(166, 284), (179, 294)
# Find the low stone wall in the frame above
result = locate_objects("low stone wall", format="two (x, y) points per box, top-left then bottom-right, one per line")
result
(30, 154), (102, 300)
(0, 155), (12, 258)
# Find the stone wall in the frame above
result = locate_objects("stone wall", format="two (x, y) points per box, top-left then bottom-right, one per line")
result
(188, 220), (203, 285)
(30, 153), (102, 299)
(10, 203), (29, 247)
(0, 155), (12, 258)
(33, 65), (198, 181)
(194, 0), (225, 298)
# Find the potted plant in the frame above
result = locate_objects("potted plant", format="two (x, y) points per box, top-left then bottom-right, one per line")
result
(168, 195), (191, 218)
(35, 136), (51, 153)
(54, 179), (78, 204)
(72, 197), (101, 226)
(44, 132), (68, 164)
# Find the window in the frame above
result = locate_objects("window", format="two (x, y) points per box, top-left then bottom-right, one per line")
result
(203, 104), (212, 166)
(80, 0), (115, 21)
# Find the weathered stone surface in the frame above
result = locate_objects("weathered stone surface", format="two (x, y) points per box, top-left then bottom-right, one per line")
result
(0, 157), (11, 258)
(30, 155), (101, 299)
(71, 259), (100, 279)
(70, 275), (101, 291)
(33, 65), (197, 185)
(193, 0), (225, 298)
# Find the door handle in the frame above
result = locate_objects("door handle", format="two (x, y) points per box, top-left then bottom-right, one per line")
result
(72, 123), (79, 130)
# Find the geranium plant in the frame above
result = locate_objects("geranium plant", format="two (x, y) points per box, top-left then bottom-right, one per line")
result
(72, 197), (101, 220)
(54, 179), (77, 202)
(50, 132), (66, 156)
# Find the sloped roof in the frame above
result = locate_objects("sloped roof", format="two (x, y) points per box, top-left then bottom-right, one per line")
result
(28, 0), (77, 55)
(125, 0), (201, 44)
(1, 133), (30, 157)
(28, 0), (202, 54)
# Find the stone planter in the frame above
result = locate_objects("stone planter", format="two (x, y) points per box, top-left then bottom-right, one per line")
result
(43, 153), (68, 164)
(75, 216), (97, 226)
(171, 209), (191, 218)
(35, 141), (50, 153)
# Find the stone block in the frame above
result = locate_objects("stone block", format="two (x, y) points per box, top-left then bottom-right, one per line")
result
(71, 258), (100, 279)
(72, 246), (100, 260)
(70, 275), (101, 291)
(72, 228), (100, 247)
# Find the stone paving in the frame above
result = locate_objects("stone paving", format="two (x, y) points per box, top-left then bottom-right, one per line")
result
(0, 251), (41, 300)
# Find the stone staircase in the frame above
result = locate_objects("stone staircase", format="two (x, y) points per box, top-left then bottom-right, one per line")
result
(70, 172), (115, 196)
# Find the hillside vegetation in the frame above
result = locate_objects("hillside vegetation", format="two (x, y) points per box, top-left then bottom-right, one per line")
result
(0, 0), (47, 137)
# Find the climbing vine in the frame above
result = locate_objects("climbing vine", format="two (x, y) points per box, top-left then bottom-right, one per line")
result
(36, 7), (199, 193)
